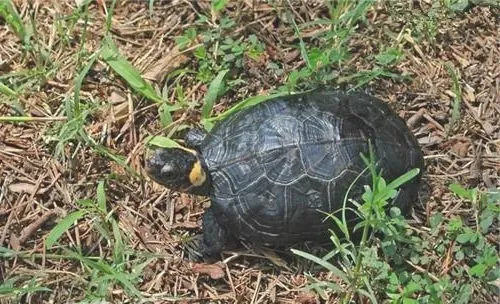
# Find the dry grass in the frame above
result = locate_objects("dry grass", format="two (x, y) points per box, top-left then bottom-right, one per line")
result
(0, 1), (499, 303)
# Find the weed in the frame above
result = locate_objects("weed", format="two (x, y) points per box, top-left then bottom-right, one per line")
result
(0, 0), (28, 44)
(38, 181), (153, 301)
(292, 146), (500, 302)
(292, 143), (420, 303)
(444, 62), (462, 135)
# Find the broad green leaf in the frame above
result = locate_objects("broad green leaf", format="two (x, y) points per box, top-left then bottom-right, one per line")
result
(145, 135), (182, 149)
(46, 210), (87, 248)
(202, 69), (229, 119)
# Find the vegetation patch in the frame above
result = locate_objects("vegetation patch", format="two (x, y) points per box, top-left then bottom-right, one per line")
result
(0, 0), (498, 303)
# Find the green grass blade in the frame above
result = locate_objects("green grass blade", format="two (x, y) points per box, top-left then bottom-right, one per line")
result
(97, 273), (143, 298)
(97, 181), (107, 214)
(0, 82), (17, 97)
(101, 36), (162, 103)
(71, 50), (100, 118)
(288, 10), (311, 70)
(202, 69), (229, 119)
(111, 219), (124, 265)
(0, 277), (52, 296)
(357, 286), (378, 304)
(445, 62), (462, 134)
(0, 0), (27, 43)
(340, 0), (375, 26)
(203, 91), (288, 124)
(291, 249), (350, 283)
(307, 280), (344, 293)
(46, 210), (88, 248)
(385, 168), (420, 191)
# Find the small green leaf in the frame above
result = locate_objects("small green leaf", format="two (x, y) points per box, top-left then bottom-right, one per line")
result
(46, 210), (88, 248)
(449, 0), (470, 12)
(454, 283), (473, 304)
(449, 183), (471, 200)
(447, 216), (463, 231)
(479, 212), (493, 233)
(158, 102), (180, 127)
(468, 263), (487, 277)
(456, 233), (471, 244)
(429, 213), (444, 230)
(202, 69), (229, 119)
(375, 48), (404, 66)
(194, 46), (207, 59)
(390, 207), (401, 217)
(211, 0), (229, 12)
(201, 119), (215, 132)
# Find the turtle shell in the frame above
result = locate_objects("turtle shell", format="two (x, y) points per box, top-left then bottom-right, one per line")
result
(198, 90), (424, 246)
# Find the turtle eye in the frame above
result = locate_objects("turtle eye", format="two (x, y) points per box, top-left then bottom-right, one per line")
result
(161, 164), (180, 180)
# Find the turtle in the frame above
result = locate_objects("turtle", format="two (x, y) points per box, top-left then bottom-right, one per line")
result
(145, 90), (424, 259)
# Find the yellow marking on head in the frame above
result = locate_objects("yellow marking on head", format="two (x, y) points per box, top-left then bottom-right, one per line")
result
(189, 160), (206, 186)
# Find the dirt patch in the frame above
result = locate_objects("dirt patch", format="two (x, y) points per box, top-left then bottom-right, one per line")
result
(1, 1), (498, 303)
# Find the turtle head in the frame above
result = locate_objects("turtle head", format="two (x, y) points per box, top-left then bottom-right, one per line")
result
(145, 147), (210, 196)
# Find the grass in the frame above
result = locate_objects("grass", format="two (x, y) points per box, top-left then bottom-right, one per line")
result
(292, 145), (499, 303)
(0, 0), (499, 302)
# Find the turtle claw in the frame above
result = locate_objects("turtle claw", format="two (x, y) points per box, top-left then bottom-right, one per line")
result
(183, 235), (205, 262)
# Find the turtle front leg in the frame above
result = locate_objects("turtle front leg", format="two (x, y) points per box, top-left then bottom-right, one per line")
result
(184, 207), (237, 261)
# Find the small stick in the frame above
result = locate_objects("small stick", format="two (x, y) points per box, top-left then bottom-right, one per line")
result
(0, 116), (67, 122)
(18, 211), (56, 244)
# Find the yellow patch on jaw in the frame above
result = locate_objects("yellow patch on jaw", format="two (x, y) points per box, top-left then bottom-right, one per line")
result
(189, 160), (206, 186)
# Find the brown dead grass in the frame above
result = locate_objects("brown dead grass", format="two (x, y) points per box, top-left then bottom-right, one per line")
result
(0, 1), (499, 303)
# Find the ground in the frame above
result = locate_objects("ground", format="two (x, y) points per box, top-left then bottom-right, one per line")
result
(0, 1), (499, 303)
